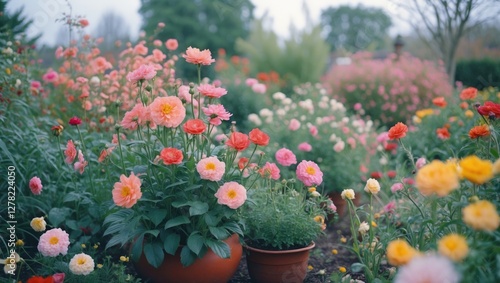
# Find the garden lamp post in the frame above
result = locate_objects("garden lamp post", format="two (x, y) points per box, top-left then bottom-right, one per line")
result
(394, 34), (404, 61)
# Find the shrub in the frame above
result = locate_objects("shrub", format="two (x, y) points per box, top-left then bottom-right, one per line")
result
(323, 52), (453, 127)
(455, 58), (500, 90)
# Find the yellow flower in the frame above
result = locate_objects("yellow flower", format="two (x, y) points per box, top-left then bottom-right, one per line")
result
(493, 158), (500, 175)
(97, 263), (103, 269)
(307, 265), (313, 271)
(371, 221), (377, 228)
(5, 68), (11, 75)
(93, 243), (99, 249)
(331, 249), (338, 255)
(412, 116), (421, 124)
(308, 187), (316, 193)
(416, 108), (434, 119)
(30, 217), (47, 232)
(374, 213), (381, 219)
(314, 215), (325, 224)
(81, 244), (86, 249)
(364, 178), (380, 195)
(15, 239), (24, 247)
(120, 256), (129, 262)
(339, 266), (347, 273)
(459, 156), (493, 185)
(415, 160), (460, 197)
(462, 200), (500, 231)
(341, 189), (355, 200)
(464, 110), (474, 118)
(386, 239), (419, 266)
(340, 236), (347, 243)
(438, 234), (469, 262)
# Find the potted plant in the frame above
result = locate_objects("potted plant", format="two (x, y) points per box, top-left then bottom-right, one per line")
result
(100, 46), (273, 283)
(242, 156), (337, 283)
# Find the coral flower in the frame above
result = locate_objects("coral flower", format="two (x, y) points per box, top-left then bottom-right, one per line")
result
(149, 96), (186, 128)
(112, 173), (142, 208)
(259, 162), (280, 180)
(69, 253), (95, 275)
(249, 128), (270, 146)
(29, 176), (43, 195)
(126, 64), (157, 83)
(438, 234), (469, 262)
(459, 87), (477, 100)
(275, 148), (297, 166)
(64, 140), (77, 164)
(477, 101), (500, 118)
(37, 228), (70, 257)
(394, 255), (460, 283)
(78, 19), (89, 27)
(459, 155), (493, 185)
(462, 200), (500, 231)
(182, 46), (215, 65)
(386, 239), (419, 266)
(197, 84), (227, 98)
(202, 104), (232, 126)
(196, 156), (225, 181)
(468, 125), (490, 139)
(214, 182), (247, 209)
(159, 147), (183, 165)
(436, 127), (450, 140)
(296, 160), (323, 186)
(42, 70), (59, 83)
(74, 150), (88, 174)
(183, 119), (206, 135)
(165, 39), (178, 51)
(226, 132), (250, 151)
(387, 122), (408, 140)
(415, 160), (459, 197)
(432, 96), (447, 107)
(27, 276), (54, 283)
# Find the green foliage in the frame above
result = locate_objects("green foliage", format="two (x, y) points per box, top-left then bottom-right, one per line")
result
(0, 0), (39, 43)
(236, 12), (330, 88)
(320, 4), (392, 52)
(455, 58), (500, 90)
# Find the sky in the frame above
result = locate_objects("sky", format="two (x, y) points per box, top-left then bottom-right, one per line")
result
(6, 0), (410, 46)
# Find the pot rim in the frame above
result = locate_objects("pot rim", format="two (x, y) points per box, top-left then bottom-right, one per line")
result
(244, 242), (315, 254)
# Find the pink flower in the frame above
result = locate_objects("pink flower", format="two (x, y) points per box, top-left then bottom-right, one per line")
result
(259, 162), (281, 180)
(391, 183), (404, 193)
(197, 84), (227, 98)
(126, 64), (157, 83)
(182, 46), (215, 65)
(416, 157), (427, 169)
(42, 70), (59, 83)
(333, 141), (345, 152)
(354, 103), (362, 111)
(78, 19), (89, 27)
(296, 160), (323, 186)
(215, 182), (247, 209)
(394, 255), (460, 283)
(309, 125), (318, 137)
(133, 42), (148, 55)
(112, 173), (142, 208)
(251, 83), (267, 94)
(52, 273), (65, 283)
(149, 96), (186, 128)
(288, 119), (301, 131)
(384, 201), (396, 213)
(69, 116), (82, 126)
(165, 39), (178, 51)
(157, 22), (165, 28)
(298, 142), (312, 152)
(74, 150), (88, 174)
(196, 156), (225, 181)
(178, 85), (192, 103)
(275, 148), (297, 166)
(202, 104), (232, 126)
(29, 176), (43, 195)
(37, 228), (70, 257)
(376, 132), (389, 143)
(64, 140), (77, 164)
(121, 103), (155, 130)
(245, 78), (258, 86)
(152, 49), (166, 62)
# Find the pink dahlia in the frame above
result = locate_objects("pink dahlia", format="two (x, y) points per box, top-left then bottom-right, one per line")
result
(37, 228), (70, 257)
(296, 160), (323, 186)
(275, 148), (297, 166)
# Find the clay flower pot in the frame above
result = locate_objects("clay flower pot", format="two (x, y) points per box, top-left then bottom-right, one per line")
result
(245, 242), (315, 283)
(134, 234), (242, 283)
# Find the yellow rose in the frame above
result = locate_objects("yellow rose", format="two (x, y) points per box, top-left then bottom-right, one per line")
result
(462, 200), (500, 231)
(364, 178), (380, 194)
(341, 189), (355, 200)
(415, 160), (460, 197)
(459, 156), (493, 185)
(438, 234), (469, 262)
(386, 239), (419, 266)
(30, 217), (46, 232)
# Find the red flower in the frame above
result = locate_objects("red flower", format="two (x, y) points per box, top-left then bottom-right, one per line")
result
(387, 122), (408, 140)
(459, 87), (477, 100)
(249, 128), (270, 146)
(432, 97), (447, 108)
(436, 127), (450, 140)
(387, 170), (397, 179)
(68, 116), (82, 126)
(27, 276), (54, 283)
(477, 101), (500, 118)
(469, 125), (490, 139)
(183, 119), (206, 135)
(226, 132), (250, 151)
(238, 157), (249, 170)
(384, 142), (398, 151)
(370, 171), (383, 179)
(159, 147), (183, 165)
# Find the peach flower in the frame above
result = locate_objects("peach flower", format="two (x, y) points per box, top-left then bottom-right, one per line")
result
(182, 46), (215, 65)
(149, 96), (186, 128)
(388, 122), (408, 140)
(196, 156), (225, 181)
(112, 173), (142, 208)
(214, 182), (247, 209)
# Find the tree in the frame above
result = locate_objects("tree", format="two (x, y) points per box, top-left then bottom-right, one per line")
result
(393, 0), (500, 84)
(321, 4), (392, 52)
(93, 10), (130, 52)
(0, 0), (39, 43)
(139, 0), (254, 78)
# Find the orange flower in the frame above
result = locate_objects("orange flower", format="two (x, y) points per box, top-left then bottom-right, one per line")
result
(112, 173), (142, 208)
(159, 147), (183, 165)
(249, 128), (270, 146)
(432, 97), (447, 107)
(226, 132), (250, 151)
(388, 122), (408, 140)
(459, 87), (478, 100)
(469, 125), (490, 139)
(436, 127), (450, 140)
(149, 96), (186, 128)
(183, 119), (206, 135)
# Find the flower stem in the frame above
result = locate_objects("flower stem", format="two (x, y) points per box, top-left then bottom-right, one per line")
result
(116, 127), (127, 174)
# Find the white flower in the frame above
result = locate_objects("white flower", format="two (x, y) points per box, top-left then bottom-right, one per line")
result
(379, 156), (388, 165)
(358, 221), (370, 234)
(341, 189), (355, 200)
(259, 108), (273, 117)
(276, 109), (286, 117)
(364, 178), (381, 194)
(247, 114), (262, 126)
(282, 98), (292, 105)
(272, 91), (286, 100)
(15, 79), (21, 88)
(90, 76), (100, 87)
(394, 254), (460, 283)
(1, 253), (21, 274)
(69, 253), (95, 275)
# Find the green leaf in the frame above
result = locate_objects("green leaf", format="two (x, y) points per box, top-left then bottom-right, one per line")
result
(171, 200), (190, 208)
(222, 222), (243, 236)
(189, 201), (209, 216)
(63, 192), (80, 202)
(130, 234), (144, 262)
(65, 220), (78, 230)
(148, 209), (168, 226)
(180, 246), (196, 267)
(209, 226), (230, 240)
(164, 216), (190, 229)
(133, 165), (148, 174)
(351, 262), (365, 273)
(144, 230), (160, 238)
(164, 233), (180, 255)
(144, 242), (165, 268)
(206, 239), (230, 259)
(48, 207), (71, 227)
(187, 232), (205, 255)
(204, 212), (220, 226)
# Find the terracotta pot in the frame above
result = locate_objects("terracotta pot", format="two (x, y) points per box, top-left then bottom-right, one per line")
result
(328, 192), (362, 218)
(134, 234), (242, 283)
(245, 242), (315, 283)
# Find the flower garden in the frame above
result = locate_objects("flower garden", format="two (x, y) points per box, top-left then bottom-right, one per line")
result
(1, 13), (500, 283)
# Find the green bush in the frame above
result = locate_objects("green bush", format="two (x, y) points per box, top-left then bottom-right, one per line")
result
(455, 58), (500, 89)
